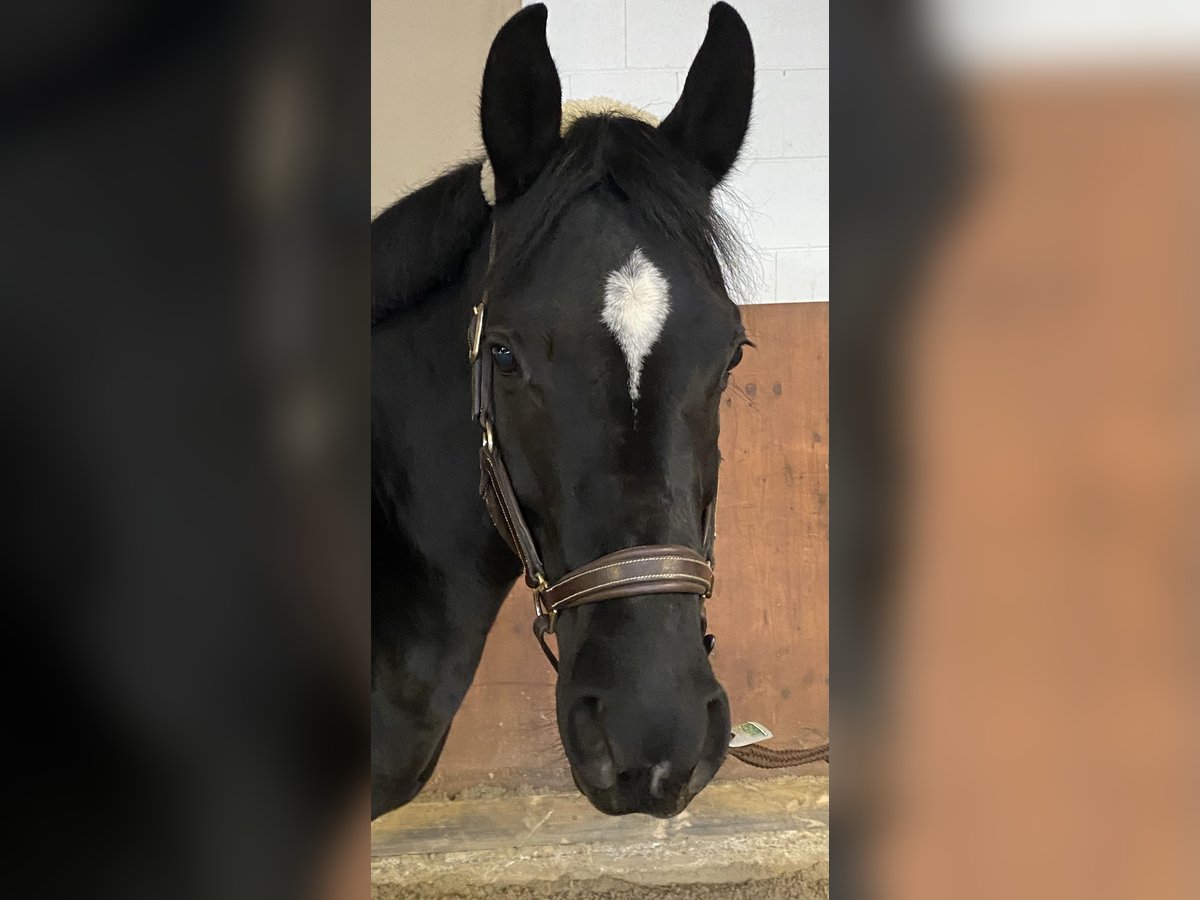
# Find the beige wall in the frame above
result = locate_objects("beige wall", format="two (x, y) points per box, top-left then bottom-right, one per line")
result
(371, 0), (519, 214)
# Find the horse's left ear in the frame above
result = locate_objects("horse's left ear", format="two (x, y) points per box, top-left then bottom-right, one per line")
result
(480, 4), (562, 204)
(659, 2), (755, 188)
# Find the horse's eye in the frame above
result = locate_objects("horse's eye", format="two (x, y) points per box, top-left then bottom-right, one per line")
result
(727, 344), (745, 372)
(491, 344), (519, 374)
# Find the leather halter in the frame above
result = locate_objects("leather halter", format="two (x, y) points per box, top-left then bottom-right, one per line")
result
(468, 228), (717, 670)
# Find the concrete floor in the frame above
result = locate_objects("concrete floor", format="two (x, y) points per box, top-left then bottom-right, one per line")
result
(371, 776), (829, 899)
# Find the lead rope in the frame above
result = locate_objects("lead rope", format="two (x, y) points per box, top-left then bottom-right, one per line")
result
(728, 742), (829, 768)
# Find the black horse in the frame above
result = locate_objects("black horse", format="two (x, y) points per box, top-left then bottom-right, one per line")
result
(372, 2), (755, 819)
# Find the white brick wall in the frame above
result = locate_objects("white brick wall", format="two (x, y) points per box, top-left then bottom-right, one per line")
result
(528, 0), (828, 303)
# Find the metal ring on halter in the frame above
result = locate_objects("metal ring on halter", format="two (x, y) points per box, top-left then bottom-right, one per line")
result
(482, 419), (494, 453)
(533, 573), (559, 633)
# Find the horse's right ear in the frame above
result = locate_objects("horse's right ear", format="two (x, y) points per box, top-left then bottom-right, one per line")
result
(480, 4), (562, 204)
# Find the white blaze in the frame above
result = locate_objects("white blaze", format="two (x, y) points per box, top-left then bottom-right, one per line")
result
(601, 248), (671, 402)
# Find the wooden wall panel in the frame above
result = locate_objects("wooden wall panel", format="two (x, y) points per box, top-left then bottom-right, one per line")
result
(425, 302), (829, 793)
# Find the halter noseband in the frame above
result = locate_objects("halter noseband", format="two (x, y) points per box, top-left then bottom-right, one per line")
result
(469, 227), (717, 670)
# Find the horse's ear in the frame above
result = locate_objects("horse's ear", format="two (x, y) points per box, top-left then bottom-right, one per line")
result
(480, 4), (562, 203)
(659, 2), (755, 187)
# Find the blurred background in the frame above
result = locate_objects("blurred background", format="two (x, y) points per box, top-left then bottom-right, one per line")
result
(831, 2), (1200, 899)
(3, 3), (368, 898)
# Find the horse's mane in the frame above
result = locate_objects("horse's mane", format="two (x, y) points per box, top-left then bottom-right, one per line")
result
(490, 114), (747, 300)
(371, 113), (747, 327)
(371, 161), (491, 326)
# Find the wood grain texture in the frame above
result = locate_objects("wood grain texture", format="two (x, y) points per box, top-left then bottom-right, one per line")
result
(424, 302), (829, 793)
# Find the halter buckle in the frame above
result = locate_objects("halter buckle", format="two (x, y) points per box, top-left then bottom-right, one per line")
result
(533, 573), (556, 630)
(481, 419), (494, 453)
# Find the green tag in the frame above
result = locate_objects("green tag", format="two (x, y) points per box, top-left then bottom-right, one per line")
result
(729, 721), (773, 748)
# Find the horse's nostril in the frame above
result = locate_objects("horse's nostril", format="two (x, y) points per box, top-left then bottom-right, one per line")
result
(686, 693), (732, 796)
(567, 696), (617, 789)
(649, 761), (672, 798)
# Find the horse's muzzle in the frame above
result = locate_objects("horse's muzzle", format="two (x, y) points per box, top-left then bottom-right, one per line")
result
(560, 677), (730, 817)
